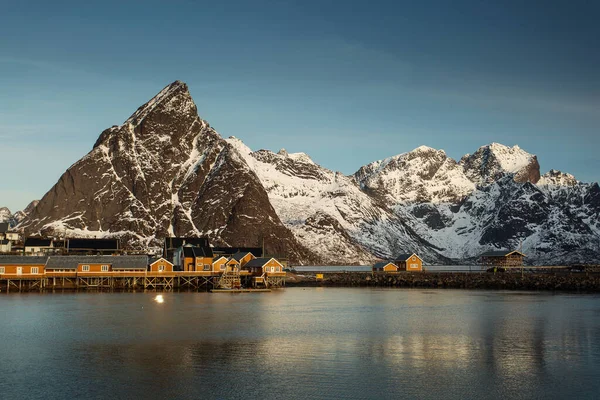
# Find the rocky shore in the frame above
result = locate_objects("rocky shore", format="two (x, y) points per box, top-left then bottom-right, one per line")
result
(286, 271), (600, 292)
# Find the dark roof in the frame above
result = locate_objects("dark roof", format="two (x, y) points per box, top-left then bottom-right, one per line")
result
(394, 253), (414, 261)
(373, 261), (396, 269)
(212, 247), (263, 257)
(231, 251), (254, 261)
(480, 250), (526, 257)
(24, 237), (53, 247)
(67, 238), (119, 250)
(46, 255), (148, 270)
(0, 239), (9, 245)
(0, 222), (9, 233)
(213, 255), (226, 262)
(182, 246), (214, 258)
(165, 237), (210, 249)
(0, 256), (48, 265)
(244, 258), (274, 268)
(52, 240), (66, 248)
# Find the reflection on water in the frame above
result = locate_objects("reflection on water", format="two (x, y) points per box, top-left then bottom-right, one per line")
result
(1, 289), (599, 399)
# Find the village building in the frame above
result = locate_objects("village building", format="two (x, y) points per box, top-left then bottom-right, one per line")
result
(0, 239), (12, 253)
(0, 256), (48, 276)
(372, 261), (399, 273)
(480, 250), (526, 268)
(212, 247), (262, 258)
(212, 256), (228, 272)
(243, 257), (285, 275)
(60, 238), (120, 255)
(0, 223), (9, 241)
(24, 237), (55, 255)
(163, 237), (209, 259)
(149, 257), (174, 272)
(45, 255), (148, 273)
(231, 251), (256, 268)
(225, 258), (241, 273)
(394, 253), (423, 271)
(173, 245), (214, 272)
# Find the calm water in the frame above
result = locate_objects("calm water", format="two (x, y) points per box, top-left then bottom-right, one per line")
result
(1, 288), (599, 399)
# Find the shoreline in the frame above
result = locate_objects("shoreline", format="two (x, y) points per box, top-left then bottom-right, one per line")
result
(285, 271), (600, 292)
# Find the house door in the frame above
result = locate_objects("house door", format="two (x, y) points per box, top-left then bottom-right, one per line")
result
(17, 267), (22, 275)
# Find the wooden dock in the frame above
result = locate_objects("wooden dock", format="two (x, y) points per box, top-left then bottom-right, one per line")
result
(0, 271), (285, 293)
(211, 288), (272, 293)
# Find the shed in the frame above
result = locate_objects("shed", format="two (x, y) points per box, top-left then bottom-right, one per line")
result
(394, 253), (423, 271)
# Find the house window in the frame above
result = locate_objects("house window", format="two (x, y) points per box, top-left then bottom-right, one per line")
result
(101, 265), (109, 272)
(410, 263), (418, 269)
(204, 264), (210, 271)
(0, 267), (4, 274)
(412, 256), (416, 261)
(31, 267), (39, 274)
(158, 265), (165, 272)
(220, 264), (225, 270)
(82, 265), (90, 272)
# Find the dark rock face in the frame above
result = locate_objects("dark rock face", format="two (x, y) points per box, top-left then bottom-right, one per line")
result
(19, 82), (319, 264)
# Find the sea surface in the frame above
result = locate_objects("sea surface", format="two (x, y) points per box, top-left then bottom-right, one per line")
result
(1, 288), (599, 399)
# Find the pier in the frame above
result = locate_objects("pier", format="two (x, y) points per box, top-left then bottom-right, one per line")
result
(0, 271), (286, 293)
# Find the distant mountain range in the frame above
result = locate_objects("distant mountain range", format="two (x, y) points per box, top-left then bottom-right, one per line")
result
(0, 201), (39, 228)
(7, 81), (599, 265)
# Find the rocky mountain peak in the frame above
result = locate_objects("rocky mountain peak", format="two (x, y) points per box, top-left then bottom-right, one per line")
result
(355, 146), (475, 204)
(0, 207), (12, 224)
(460, 143), (540, 185)
(538, 169), (578, 186)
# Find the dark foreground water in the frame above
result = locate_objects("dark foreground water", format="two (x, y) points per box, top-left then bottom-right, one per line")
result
(1, 289), (599, 400)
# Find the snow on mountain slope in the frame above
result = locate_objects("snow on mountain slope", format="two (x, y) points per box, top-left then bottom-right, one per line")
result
(0, 207), (12, 224)
(460, 143), (541, 185)
(537, 169), (578, 187)
(355, 146), (475, 204)
(226, 138), (448, 264)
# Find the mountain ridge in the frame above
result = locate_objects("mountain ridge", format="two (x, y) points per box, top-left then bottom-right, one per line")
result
(14, 81), (600, 265)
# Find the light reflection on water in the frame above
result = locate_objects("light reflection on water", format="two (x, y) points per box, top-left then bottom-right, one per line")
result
(0, 289), (599, 399)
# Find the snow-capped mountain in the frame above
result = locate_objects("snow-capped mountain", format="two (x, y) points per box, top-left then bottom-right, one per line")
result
(355, 145), (475, 204)
(460, 143), (540, 185)
(16, 81), (600, 265)
(0, 207), (13, 225)
(18, 81), (318, 263)
(1, 201), (39, 226)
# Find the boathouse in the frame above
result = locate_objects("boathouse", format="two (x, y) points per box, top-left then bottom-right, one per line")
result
(231, 251), (256, 267)
(373, 261), (399, 273)
(45, 255), (149, 273)
(212, 256), (228, 272)
(149, 257), (174, 272)
(0, 256), (48, 275)
(480, 250), (526, 268)
(394, 253), (423, 271)
(243, 257), (285, 275)
(225, 258), (241, 273)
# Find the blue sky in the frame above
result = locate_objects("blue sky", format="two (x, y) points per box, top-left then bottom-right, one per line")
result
(1, 0), (598, 211)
